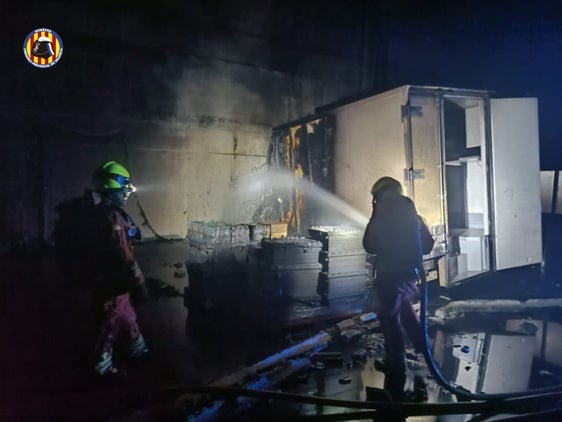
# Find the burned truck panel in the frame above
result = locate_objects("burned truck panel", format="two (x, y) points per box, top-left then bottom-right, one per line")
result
(266, 116), (335, 234)
(288, 85), (542, 286)
(184, 85), (542, 326)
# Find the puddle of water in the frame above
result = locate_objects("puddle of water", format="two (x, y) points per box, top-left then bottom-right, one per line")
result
(256, 309), (562, 420)
(429, 310), (562, 395)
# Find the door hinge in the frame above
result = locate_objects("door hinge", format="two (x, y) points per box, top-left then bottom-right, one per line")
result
(404, 168), (425, 181)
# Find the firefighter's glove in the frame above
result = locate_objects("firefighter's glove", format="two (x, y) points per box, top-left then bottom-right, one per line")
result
(129, 261), (149, 305)
(130, 260), (145, 284)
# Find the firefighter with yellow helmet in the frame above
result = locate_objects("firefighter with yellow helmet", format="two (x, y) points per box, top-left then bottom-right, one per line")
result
(89, 161), (148, 377)
(363, 176), (434, 401)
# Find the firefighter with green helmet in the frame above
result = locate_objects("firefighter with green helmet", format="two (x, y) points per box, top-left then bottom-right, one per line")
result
(54, 160), (149, 377)
(86, 161), (149, 377)
(363, 176), (434, 401)
(92, 161), (136, 205)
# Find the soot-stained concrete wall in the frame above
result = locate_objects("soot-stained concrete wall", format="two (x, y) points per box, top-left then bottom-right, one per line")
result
(3, 0), (370, 250)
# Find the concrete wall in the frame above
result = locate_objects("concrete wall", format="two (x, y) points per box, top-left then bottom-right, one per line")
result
(3, 0), (371, 251)
(38, 63), (329, 241)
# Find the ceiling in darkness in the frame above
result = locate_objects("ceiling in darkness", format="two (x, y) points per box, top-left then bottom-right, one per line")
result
(5, 0), (562, 167)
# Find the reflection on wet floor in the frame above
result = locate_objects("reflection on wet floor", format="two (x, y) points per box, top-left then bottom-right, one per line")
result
(180, 311), (453, 420)
(182, 305), (562, 421)
(431, 309), (562, 395)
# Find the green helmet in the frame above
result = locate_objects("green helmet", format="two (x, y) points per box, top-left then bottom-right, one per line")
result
(92, 161), (136, 192)
(370, 176), (403, 201)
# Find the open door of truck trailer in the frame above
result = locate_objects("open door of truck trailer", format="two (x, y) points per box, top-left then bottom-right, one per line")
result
(488, 98), (541, 271)
(406, 91), (493, 285)
(402, 89), (541, 286)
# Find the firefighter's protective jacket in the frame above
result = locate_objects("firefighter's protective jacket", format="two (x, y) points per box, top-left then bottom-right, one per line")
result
(95, 197), (145, 298)
(363, 194), (434, 279)
(54, 190), (144, 298)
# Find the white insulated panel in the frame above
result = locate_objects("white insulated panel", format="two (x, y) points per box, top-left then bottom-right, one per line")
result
(481, 334), (534, 394)
(332, 86), (409, 218)
(490, 98), (542, 270)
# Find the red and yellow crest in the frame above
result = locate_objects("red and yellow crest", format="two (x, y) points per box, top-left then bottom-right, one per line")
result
(23, 28), (63, 68)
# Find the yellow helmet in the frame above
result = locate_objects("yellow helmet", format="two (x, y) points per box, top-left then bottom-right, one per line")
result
(92, 161), (136, 192)
(370, 176), (402, 200)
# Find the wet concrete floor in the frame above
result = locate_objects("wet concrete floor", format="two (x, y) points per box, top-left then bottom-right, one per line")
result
(2, 242), (562, 421)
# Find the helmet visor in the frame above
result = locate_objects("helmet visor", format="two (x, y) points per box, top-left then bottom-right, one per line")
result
(110, 174), (136, 193)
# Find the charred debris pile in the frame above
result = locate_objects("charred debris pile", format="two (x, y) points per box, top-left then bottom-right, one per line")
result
(184, 222), (372, 324)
